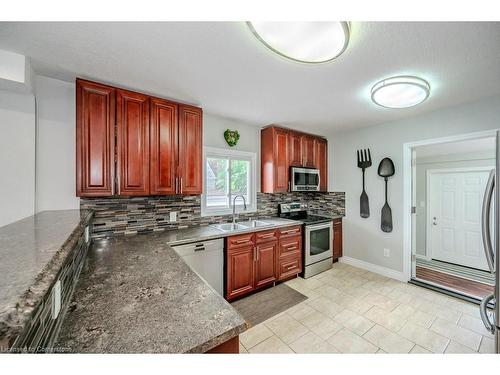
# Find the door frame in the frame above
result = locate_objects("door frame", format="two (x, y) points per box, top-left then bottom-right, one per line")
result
(402, 129), (497, 282)
(425, 166), (494, 263)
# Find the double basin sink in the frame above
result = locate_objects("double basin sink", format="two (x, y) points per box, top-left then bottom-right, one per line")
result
(210, 220), (272, 232)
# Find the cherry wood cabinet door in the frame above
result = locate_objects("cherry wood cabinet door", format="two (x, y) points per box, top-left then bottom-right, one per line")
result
(255, 241), (278, 289)
(178, 105), (202, 195)
(333, 219), (343, 259)
(76, 79), (115, 197)
(288, 131), (302, 167)
(116, 89), (150, 196)
(150, 98), (178, 195)
(301, 135), (316, 168)
(274, 128), (289, 192)
(226, 245), (255, 301)
(315, 138), (328, 192)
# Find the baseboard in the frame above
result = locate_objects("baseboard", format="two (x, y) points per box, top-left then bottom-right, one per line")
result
(339, 256), (407, 282)
(415, 254), (430, 261)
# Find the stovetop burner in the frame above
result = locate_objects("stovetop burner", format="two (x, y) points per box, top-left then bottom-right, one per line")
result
(278, 202), (333, 226)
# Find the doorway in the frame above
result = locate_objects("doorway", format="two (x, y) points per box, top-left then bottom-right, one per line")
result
(406, 133), (496, 301)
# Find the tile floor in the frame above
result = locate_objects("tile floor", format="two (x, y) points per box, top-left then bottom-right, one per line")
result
(238, 262), (495, 354)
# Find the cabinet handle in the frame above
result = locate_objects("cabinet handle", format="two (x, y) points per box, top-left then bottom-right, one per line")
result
(288, 181), (291, 192)
(259, 233), (275, 239)
(180, 177), (183, 194)
(234, 239), (250, 244)
(285, 245), (298, 251)
(281, 229), (298, 235)
(286, 264), (296, 270)
(175, 177), (179, 194)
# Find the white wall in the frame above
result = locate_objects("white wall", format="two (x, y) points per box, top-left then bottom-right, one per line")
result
(0, 90), (36, 227)
(203, 113), (261, 190)
(415, 151), (495, 257)
(329, 94), (500, 275)
(35, 76), (79, 211)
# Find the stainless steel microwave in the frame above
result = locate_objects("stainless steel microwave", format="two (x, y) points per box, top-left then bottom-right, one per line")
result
(290, 167), (320, 191)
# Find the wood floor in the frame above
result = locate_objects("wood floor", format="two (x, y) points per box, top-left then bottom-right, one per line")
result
(416, 266), (494, 299)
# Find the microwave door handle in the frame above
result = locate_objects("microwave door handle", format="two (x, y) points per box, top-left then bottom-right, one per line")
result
(481, 169), (495, 273)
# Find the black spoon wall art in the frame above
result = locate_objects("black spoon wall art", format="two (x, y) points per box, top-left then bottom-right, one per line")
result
(357, 149), (372, 218)
(377, 157), (395, 233)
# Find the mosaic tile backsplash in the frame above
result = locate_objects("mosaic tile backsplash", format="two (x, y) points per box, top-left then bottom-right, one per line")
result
(81, 192), (345, 239)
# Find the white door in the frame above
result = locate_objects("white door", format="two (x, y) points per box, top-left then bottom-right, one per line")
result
(429, 169), (492, 270)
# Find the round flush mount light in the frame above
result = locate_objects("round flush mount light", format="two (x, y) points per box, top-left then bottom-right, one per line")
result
(371, 76), (431, 109)
(247, 22), (350, 63)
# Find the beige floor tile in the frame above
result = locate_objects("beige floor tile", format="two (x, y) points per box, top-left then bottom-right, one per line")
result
(289, 331), (340, 353)
(299, 310), (343, 340)
(307, 296), (344, 318)
(327, 329), (378, 353)
(342, 313), (375, 336)
(479, 336), (495, 353)
(363, 292), (400, 311)
(301, 277), (325, 290)
(406, 310), (435, 329)
(364, 306), (406, 332)
(430, 318), (482, 351)
(342, 285), (372, 298)
(248, 335), (293, 354)
(445, 340), (476, 354)
(239, 343), (248, 354)
(287, 302), (316, 321)
(458, 313), (494, 337)
(409, 345), (431, 354)
(387, 289), (414, 304)
(265, 314), (310, 344)
(399, 322), (450, 353)
(363, 324), (415, 354)
(417, 300), (461, 323)
(342, 299), (374, 315)
(376, 348), (388, 354)
(239, 323), (274, 349)
(316, 285), (347, 300)
(332, 309), (357, 324)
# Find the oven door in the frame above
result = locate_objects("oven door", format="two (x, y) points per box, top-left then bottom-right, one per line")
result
(291, 168), (320, 191)
(305, 222), (333, 265)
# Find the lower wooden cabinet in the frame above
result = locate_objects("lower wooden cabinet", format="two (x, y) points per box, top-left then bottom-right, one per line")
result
(333, 218), (343, 260)
(225, 226), (304, 301)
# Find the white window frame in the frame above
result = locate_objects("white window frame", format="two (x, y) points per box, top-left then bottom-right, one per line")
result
(202, 147), (257, 217)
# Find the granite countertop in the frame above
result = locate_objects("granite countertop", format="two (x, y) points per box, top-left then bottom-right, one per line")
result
(56, 218), (302, 353)
(0, 210), (93, 342)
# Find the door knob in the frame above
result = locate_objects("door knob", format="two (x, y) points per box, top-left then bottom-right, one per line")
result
(432, 217), (437, 226)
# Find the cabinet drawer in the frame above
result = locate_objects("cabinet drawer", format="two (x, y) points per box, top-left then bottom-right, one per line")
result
(278, 255), (302, 281)
(227, 233), (254, 250)
(255, 229), (278, 244)
(279, 225), (302, 238)
(279, 235), (302, 258)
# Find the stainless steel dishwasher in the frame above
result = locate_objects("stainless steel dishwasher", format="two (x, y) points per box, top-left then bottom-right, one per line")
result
(171, 239), (224, 296)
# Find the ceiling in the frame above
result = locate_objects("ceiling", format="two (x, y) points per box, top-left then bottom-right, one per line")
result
(0, 22), (499, 134)
(416, 137), (496, 158)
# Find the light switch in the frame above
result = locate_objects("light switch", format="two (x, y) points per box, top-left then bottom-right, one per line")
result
(51, 280), (61, 319)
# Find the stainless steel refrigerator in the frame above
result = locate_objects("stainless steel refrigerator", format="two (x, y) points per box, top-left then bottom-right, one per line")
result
(480, 130), (500, 353)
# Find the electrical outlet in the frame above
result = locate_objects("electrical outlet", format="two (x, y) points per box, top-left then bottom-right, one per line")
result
(51, 280), (61, 320)
(84, 226), (90, 243)
(383, 248), (390, 257)
(169, 211), (177, 222)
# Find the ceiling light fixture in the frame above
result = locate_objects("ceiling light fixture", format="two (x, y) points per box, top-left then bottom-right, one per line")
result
(247, 22), (350, 63)
(371, 76), (431, 109)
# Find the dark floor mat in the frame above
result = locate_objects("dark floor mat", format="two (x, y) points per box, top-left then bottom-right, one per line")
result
(231, 283), (307, 327)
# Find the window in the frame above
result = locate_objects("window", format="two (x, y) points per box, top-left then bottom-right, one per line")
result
(202, 147), (257, 216)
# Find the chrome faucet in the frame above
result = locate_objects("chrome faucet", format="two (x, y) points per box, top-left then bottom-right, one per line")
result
(232, 195), (247, 223)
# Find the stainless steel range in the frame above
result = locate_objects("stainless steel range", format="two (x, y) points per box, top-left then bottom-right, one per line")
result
(278, 202), (333, 278)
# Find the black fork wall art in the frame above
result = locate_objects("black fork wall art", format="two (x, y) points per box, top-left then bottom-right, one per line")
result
(356, 149), (372, 218)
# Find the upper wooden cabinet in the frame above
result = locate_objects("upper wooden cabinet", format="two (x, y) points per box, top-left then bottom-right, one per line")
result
(76, 79), (202, 197)
(261, 127), (289, 193)
(116, 89), (150, 196)
(261, 125), (328, 193)
(315, 138), (328, 192)
(288, 132), (302, 167)
(178, 105), (203, 195)
(301, 135), (316, 168)
(150, 97), (178, 195)
(76, 79), (115, 197)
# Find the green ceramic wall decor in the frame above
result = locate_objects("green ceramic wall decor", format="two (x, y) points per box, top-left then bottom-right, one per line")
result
(224, 129), (240, 147)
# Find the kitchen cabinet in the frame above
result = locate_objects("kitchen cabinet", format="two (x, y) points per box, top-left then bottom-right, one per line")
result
(76, 79), (203, 197)
(76, 79), (115, 197)
(150, 97), (178, 195)
(225, 226), (303, 300)
(178, 105), (203, 195)
(333, 218), (343, 260)
(261, 125), (328, 193)
(288, 132), (302, 167)
(301, 134), (316, 168)
(116, 89), (150, 196)
(261, 126), (289, 193)
(315, 138), (328, 192)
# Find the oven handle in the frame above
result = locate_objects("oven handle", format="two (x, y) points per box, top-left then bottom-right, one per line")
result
(305, 222), (333, 231)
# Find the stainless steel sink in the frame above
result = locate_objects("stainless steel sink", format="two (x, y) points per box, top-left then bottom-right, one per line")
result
(239, 220), (272, 228)
(210, 223), (248, 232)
